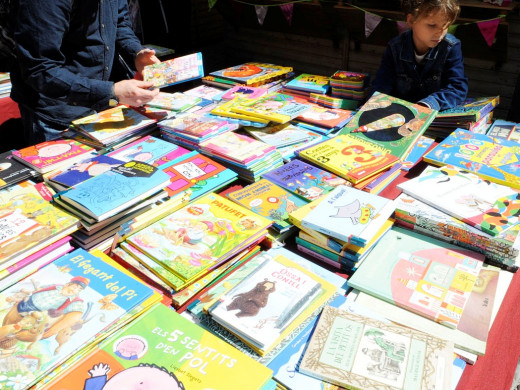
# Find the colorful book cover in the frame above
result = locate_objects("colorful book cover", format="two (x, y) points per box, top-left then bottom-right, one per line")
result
(199, 131), (276, 166)
(397, 164), (520, 237)
(209, 62), (293, 86)
(0, 181), (79, 268)
(329, 70), (370, 89)
(209, 254), (327, 349)
(126, 192), (272, 282)
(301, 185), (395, 247)
(12, 140), (95, 174)
(362, 162), (403, 194)
(71, 106), (157, 146)
(159, 112), (237, 139)
(400, 135), (435, 171)
(423, 129), (520, 190)
(0, 151), (38, 189)
(434, 96), (500, 122)
(277, 130), (325, 162)
(347, 226), (484, 329)
(221, 85), (268, 100)
(142, 52), (204, 88)
(210, 97), (270, 125)
(159, 151), (238, 199)
(338, 92), (437, 160)
(262, 158), (349, 201)
(0, 248), (155, 389)
(146, 91), (202, 111)
(106, 135), (179, 163)
(244, 123), (316, 148)
(284, 73), (330, 94)
(58, 161), (171, 221)
(298, 305), (453, 390)
(230, 92), (311, 124)
(183, 84), (226, 101)
(298, 133), (400, 184)
(295, 105), (353, 129)
(227, 178), (308, 233)
(486, 119), (516, 140)
(44, 304), (272, 390)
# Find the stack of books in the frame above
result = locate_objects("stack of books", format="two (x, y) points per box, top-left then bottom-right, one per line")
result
(0, 150), (39, 190)
(243, 122), (319, 149)
(292, 104), (354, 136)
(145, 91), (202, 113)
(281, 73), (330, 97)
(329, 70), (370, 101)
(0, 71), (11, 98)
(203, 62), (293, 89)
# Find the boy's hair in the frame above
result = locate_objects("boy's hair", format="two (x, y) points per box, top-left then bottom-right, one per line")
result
(401, 0), (460, 25)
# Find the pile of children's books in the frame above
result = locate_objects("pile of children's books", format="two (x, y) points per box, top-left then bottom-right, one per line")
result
(329, 70), (370, 102)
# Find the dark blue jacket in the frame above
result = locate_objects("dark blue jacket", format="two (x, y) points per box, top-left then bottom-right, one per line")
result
(370, 30), (468, 111)
(10, 0), (142, 127)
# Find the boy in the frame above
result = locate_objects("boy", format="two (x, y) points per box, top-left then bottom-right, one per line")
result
(369, 0), (468, 111)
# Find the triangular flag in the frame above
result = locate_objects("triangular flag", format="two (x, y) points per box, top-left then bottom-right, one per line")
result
(448, 24), (458, 35)
(255, 5), (268, 26)
(397, 21), (409, 35)
(365, 13), (382, 38)
(478, 18), (500, 47)
(208, 0), (217, 9)
(280, 4), (294, 26)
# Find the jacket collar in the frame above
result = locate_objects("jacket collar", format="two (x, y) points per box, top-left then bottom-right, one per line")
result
(399, 29), (440, 63)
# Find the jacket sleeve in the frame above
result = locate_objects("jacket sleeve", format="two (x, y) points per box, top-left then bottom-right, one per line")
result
(419, 41), (468, 111)
(368, 44), (397, 99)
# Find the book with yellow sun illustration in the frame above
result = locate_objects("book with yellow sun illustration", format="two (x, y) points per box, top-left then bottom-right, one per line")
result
(338, 92), (437, 160)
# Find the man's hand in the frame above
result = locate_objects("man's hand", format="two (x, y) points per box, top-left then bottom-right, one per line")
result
(113, 79), (159, 107)
(135, 48), (160, 74)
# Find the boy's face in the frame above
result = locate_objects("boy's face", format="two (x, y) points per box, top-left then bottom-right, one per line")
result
(407, 10), (450, 55)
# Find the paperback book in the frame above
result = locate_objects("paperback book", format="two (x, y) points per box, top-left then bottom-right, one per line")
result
(142, 52), (204, 88)
(221, 85), (268, 100)
(486, 119), (517, 140)
(295, 105), (353, 129)
(158, 112), (238, 141)
(434, 96), (500, 122)
(145, 91), (202, 111)
(244, 122), (316, 148)
(106, 135), (181, 163)
(0, 150), (38, 189)
(283, 73), (330, 94)
(209, 62), (293, 86)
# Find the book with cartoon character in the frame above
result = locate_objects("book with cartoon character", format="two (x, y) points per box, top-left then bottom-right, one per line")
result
(397, 164), (520, 237)
(125, 192), (272, 283)
(0, 248), (155, 389)
(294, 105), (353, 129)
(209, 253), (335, 351)
(298, 305), (453, 390)
(158, 112), (238, 141)
(43, 304), (273, 390)
(243, 123), (317, 148)
(106, 135), (183, 164)
(301, 185), (395, 247)
(145, 91), (202, 112)
(227, 178), (308, 233)
(284, 73), (330, 94)
(209, 62), (293, 86)
(0, 151), (39, 190)
(347, 226), (484, 329)
(338, 92), (437, 160)
(142, 52), (204, 88)
(423, 128), (520, 190)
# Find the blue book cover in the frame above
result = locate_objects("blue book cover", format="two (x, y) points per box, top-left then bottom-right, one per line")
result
(401, 135), (435, 171)
(486, 119), (517, 140)
(0, 248), (155, 388)
(59, 161), (171, 221)
(106, 135), (180, 163)
(284, 73), (330, 94)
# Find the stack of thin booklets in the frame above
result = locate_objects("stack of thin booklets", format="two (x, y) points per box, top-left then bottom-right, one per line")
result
(292, 104), (354, 136)
(203, 62), (293, 89)
(0, 150), (39, 189)
(329, 70), (370, 101)
(199, 131), (284, 182)
(145, 91), (203, 113)
(281, 73), (330, 97)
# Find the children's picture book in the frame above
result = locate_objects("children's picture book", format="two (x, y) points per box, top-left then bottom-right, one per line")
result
(298, 133), (400, 184)
(183, 84), (226, 101)
(0, 248), (155, 389)
(209, 62), (293, 86)
(58, 161), (171, 221)
(0, 181), (79, 268)
(423, 129), (520, 190)
(142, 52), (204, 88)
(12, 140), (95, 174)
(227, 178), (308, 233)
(434, 96), (500, 122)
(338, 92), (437, 160)
(145, 91), (202, 111)
(105, 135), (181, 163)
(262, 158), (349, 201)
(126, 192), (272, 283)
(0, 151), (38, 189)
(301, 185), (396, 247)
(298, 305), (453, 390)
(244, 123), (316, 148)
(295, 105), (353, 129)
(230, 92), (311, 124)
(210, 97), (271, 125)
(221, 85), (268, 100)
(397, 164), (520, 237)
(284, 73), (330, 94)
(400, 135), (435, 171)
(159, 112), (238, 140)
(44, 303), (273, 390)
(347, 226), (484, 328)
(486, 119), (517, 140)
(209, 253), (332, 350)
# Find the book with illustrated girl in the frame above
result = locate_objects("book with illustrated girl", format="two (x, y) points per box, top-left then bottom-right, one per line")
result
(142, 52), (204, 88)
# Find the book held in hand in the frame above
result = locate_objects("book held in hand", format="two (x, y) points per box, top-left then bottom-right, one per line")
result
(142, 52), (204, 88)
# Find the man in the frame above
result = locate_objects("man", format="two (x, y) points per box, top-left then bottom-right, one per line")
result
(10, 0), (160, 145)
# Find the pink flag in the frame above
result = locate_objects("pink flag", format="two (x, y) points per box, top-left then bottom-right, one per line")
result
(478, 18), (500, 47)
(397, 21), (409, 35)
(365, 13), (382, 38)
(255, 5), (268, 26)
(280, 4), (294, 26)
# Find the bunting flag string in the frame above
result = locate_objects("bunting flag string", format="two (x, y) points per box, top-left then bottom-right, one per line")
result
(280, 3), (294, 26)
(255, 5), (268, 25)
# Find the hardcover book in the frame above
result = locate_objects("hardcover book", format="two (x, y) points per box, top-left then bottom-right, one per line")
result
(221, 85), (268, 100)
(227, 178), (308, 233)
(295, 105), (353, 129)
(0, 248), (155, 389)
(106, 135), (181, 163)
(244, 123), (316, 148)
(145, 91), (202, 111)
(423, 128), (520, 190)
(486, 119), (517, 140)
(44, 303), (272, 390)
(12, 140), (95, 174)
(338, 92), (437, 160)
(400, 135), (435, 171)
(262, 158), (349, 201)
(158, 112), (237, 140)
(0, 151), (38, 189)
(434, 96), (499, 122)
(284, 73), (330, 94)
(183, 84), (226, 101)
(210, 98), (270, 125)
(142, 52), (204, 88)
(347, 226), (484, 329)
(298, 305), (453, 390)
(301, 185), (396, 247)
(209, 62), (293, 86)
(397, 164), (520, 237)
(298, 133), (400, 184)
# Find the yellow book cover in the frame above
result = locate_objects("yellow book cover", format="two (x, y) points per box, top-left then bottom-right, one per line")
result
(211, 98), (270, 124)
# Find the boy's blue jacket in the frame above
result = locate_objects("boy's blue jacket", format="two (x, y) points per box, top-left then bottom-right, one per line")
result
(370, 30), (468, 111)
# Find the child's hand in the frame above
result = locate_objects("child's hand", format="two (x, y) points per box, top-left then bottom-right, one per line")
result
(135, 48), (160, 74)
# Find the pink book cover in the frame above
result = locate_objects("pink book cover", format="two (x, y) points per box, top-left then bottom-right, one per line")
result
(221, 85), (268, 100)
(13, 140), (94, 172)
(200, 132), (275, 165)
